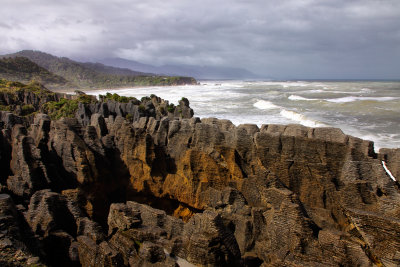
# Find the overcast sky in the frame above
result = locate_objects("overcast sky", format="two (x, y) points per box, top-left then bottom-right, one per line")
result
(1, 0), (400, 79)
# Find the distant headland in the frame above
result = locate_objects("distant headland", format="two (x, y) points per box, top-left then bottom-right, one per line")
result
(0, 50), (198, 90)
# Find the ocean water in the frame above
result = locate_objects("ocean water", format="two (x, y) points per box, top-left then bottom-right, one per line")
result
(84, 80), (400, 151)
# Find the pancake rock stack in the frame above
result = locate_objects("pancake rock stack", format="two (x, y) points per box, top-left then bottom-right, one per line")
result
(0, 90), (400, 267)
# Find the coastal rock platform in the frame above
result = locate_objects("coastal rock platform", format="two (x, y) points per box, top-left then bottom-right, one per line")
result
(0, 89), (399, 266)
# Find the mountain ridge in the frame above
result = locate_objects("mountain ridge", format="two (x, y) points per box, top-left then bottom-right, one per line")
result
(2, 50), (197, 89)
(98, 57), (261, 79)
(0, 56), (72, 89)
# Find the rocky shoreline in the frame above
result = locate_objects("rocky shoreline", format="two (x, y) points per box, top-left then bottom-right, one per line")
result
(1, 84), (400, 266)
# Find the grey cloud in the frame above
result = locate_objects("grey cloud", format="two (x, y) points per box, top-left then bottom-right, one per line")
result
(0, 22), (12, 29)
(1, 0), (400, 79)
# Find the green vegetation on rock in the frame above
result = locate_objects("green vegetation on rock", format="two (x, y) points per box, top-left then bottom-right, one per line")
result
(0, 78), (101, 119)
(0, 78), (60, 117)
(21, 104), (35, 116)
(44, 94), (96, 120)
(99, 92), (137, 103)
(126, 113), (133, 121)
(141, 96), (151, 102)
(0, 104), (11, 111)
(138, 104), (145, 111)
(44, 99), (79, 120)
(167, 103), (175, 113)
(0, 78), (55, 97)
(0, 78), (190, 123)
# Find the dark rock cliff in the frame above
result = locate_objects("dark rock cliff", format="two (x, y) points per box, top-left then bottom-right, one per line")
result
(0, 89), (399, 266)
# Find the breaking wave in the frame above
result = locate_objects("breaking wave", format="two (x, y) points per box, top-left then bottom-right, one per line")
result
(288, 95), (318, 101)
(253, 100), (280, 110)
(280, 110), (327, 128)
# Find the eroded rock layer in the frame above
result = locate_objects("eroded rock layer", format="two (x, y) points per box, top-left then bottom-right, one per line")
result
(0, 91), (399, 267)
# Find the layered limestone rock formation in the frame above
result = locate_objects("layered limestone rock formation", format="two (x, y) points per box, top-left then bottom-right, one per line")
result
(0, 90), (399, 266)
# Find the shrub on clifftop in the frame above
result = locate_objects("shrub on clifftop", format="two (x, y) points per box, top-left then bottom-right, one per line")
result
(99, 92), (137, 103)
(43, 94), (96, 119)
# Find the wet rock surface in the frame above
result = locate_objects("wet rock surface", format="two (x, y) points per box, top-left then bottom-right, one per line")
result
(0, 90), (400, 266)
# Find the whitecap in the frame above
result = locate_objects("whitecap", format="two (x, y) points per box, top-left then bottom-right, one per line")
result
(288, 95), (318, 101)
(280, 110), (327, 128)
(361, 88), (373, 92)
(282, 82), (308, 88)
(326, 96), (396, 103)
(253, 100), (280, 110)
(325, 96), (358, 103)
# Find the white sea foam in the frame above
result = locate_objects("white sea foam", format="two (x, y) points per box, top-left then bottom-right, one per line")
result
(288, 95), (317, 101)
(255, 81), (315, 88)
(361, 88), (373, 92)
(282, 82), (308, 88)
(326, 96), (396, 103)
(325, 96), (358, 103)
(280, 110), (327, 128)
(253, 100), (280, 110)
(296, 89), (357, 94)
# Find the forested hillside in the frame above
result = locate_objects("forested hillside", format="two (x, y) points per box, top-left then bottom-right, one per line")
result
(2, 50), (197, 89)
(0, 57), (71, 89)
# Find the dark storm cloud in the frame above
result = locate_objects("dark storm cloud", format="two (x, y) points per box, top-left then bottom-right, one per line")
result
(1, 0), (400, 78)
